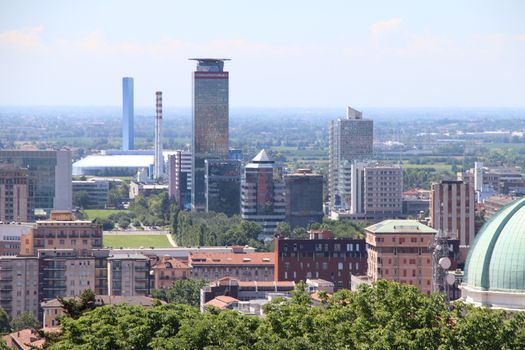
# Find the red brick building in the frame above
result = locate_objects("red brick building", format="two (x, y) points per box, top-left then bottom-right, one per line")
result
(274, 230), (367, 290)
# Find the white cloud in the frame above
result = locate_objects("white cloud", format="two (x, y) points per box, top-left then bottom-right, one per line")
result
(369, 18), (402, 40)
(0, 26), (47, 51)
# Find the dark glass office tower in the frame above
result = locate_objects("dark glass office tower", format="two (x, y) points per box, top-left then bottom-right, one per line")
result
(190, 58), (230, 211)
(205, 159), (241, 216)
(204, 159), (241, 216)
(122, 77), (134, 151)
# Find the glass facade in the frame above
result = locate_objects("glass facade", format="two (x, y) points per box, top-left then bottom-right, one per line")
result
(0, 150), (72, 216)
(205, 159), (241, 216)
(191, 59), (229, 211)
(122, 77), (134, 151)
(241, 151), (285, 237)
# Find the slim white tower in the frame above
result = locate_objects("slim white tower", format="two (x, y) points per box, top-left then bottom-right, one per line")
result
(154, 91), (163, 180)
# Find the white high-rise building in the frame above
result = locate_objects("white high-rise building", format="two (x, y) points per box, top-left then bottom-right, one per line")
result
(329, 106), (373, 210)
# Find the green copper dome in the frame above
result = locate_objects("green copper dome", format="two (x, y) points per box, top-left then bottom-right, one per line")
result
(464, 197), (525, 292)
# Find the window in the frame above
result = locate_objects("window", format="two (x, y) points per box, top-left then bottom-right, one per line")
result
(349, 262), (353, 270)
(322, 262), (328, 270)
(338, 262), (343, 270)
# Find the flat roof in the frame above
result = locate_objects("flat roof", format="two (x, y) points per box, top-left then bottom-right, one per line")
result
(366, 220), (437, 234)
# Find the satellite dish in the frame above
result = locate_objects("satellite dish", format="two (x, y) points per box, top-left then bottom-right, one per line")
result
(439, 257), (451, 270)
(445, 274), (456, 285)
(435, 245), (442, 251)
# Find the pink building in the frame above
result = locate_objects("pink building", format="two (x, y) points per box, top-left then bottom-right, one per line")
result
(365, 220), (437, 295)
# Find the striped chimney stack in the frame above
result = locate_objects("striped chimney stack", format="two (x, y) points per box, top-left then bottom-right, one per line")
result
(154, 91), (163, 180)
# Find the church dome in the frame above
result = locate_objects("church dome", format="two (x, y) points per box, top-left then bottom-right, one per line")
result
(461, 197), (525, 309)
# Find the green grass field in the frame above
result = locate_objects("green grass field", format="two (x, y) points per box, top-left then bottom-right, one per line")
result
(83, 209), (129, 220)
(103, 234), (172, 248)
(402, 163), (453, 172)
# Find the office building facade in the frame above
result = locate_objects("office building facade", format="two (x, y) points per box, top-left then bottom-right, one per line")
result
(72, 178), (110, 209)
(168, 151), (192, 210)
(190, 58), (230, 212)
(122, 77), (134, 151)
(0, 150), (72, 216)
(429, 180), (475, 261)
(241, 150), (285, 237)
(329, 107), (373, 210)
(205, 159), (241, 216)
(284, 169), (323, 229)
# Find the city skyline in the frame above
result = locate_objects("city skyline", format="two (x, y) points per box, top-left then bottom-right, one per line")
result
(0, 0), (524, 108)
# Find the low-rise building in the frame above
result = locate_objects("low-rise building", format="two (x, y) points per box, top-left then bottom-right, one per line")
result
(129, 182), (168, 199)
(0, 223), (33, 256)
(72, 178), (110, 208)
(190, 247), (275, 281)
(2, 328), (45, 349)
(151, 257), (190, 289)
(483, 195), (516, 220)
(41, 295), (160, 328)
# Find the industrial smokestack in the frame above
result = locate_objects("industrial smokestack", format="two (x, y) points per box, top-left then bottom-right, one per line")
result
(154, 91), (163, 180)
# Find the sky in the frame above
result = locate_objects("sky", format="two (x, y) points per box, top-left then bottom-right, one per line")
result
(0, 0), (524, 108)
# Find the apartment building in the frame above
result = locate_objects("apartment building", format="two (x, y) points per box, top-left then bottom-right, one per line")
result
(274, 230), (367, 290)
(190, 247), (274, 281)
(365, 220), (436, 295)
(0, 257), (40, 319)
(107, 253), (150, 296)
(151, 257), (190, 289)
(20, 211), (103, 256)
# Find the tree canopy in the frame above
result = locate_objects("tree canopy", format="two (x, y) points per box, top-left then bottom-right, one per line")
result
(47, 281), (525, 349)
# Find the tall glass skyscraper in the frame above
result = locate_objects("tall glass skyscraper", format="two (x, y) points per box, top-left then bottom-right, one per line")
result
(190, 58), (230, 211)
(122, 77), (134, 151)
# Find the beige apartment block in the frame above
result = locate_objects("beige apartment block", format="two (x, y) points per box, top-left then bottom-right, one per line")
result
(365, 220), (436, 295)
(0, 257), (39, 319)
(107, 254), (149, 296)
(20, 211), (102, 256)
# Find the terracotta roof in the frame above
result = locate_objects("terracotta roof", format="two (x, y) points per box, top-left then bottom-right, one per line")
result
(189, 252), (274, 266)
(2, 328), (45, 350)
(152, 257), (189, 269)
(204, 295), (239, 309)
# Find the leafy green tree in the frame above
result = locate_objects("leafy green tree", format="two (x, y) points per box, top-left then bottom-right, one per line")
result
(0, 307), (10, 334)
(73, 191), (90, 209)
(151, 279), (207, 307)
(276, 222), (292, 237)
(58, 289), (96, 320)
(10, 311), (40, 332)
